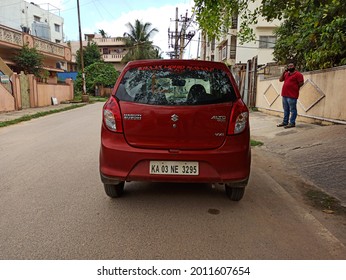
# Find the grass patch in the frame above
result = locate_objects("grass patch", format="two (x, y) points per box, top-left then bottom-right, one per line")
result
(90, 96), (108, 102)
(0, 104), (86, 128)
(251, 139), (263, 147)
(73, 92), (108, 103)
(306, 189), (346, 215)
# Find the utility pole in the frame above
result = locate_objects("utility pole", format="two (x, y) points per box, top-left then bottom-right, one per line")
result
(179, 10), (188, 59)
(202, 32), (206, 60)
(77, 0), (88, 102)
(167, 7), (196, 59)
(196, 32), (200, 59)
(174, 7), (179, 58)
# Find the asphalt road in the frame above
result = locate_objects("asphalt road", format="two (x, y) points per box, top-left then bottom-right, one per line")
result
(0, 102), (345, 259)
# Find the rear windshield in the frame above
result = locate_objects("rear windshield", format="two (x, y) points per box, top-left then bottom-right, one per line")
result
(115, 65), (237, 105)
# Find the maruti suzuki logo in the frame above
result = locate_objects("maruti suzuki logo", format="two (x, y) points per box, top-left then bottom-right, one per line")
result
(171, 114), (179, 122)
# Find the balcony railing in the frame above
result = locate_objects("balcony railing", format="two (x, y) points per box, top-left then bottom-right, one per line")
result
(34, 37), (65, 57)
(95, 37), (127, 46)
(0, 24), (70, 61)
(102, 54), (126, 62)
(0, 25), (23, 47)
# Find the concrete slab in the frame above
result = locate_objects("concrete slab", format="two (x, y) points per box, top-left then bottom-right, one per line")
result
(250, 111), (346, 206)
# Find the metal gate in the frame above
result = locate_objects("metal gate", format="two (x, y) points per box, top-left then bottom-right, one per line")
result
(19, 73), (30, 109)
(231, 56), (258, 108)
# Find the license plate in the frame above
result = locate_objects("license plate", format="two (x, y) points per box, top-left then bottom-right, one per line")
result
(150, 161), (199, 175)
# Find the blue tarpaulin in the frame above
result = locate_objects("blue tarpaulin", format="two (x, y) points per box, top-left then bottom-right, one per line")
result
(57, 72), (78, 81)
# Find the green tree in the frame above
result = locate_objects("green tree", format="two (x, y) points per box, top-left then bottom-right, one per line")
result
(194, 0), (346, 70)
(194, 0), (312, 41)
(76, 42), (102, 70)
(122, 19), (161, 62)
(273, 1), (346, 70)
(13, 44), (43, 76)
(75, 62), (119, 94)
(193, 0), (251, 42)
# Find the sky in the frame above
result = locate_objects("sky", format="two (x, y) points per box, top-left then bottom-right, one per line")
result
(32, 0), (199, 59)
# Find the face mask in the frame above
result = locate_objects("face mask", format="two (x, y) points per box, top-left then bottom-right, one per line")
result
(288, 68), (295, 73)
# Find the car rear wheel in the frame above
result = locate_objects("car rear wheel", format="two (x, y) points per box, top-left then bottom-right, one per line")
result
(104, 182), (125, 198)
(225, 185), (245, 201)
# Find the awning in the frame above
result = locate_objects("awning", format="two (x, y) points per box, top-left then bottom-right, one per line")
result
(1, 58), (64, 72)
(42, 66), (64, 73)
(1, 59), (16, 65)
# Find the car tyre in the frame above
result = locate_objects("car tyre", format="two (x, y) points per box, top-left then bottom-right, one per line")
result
(225, 185), (245, 201)
(104, 182), (125, 198)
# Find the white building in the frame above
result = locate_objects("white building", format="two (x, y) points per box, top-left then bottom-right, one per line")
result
(200, 1), (281, 65)
(0, 0), (64, 43)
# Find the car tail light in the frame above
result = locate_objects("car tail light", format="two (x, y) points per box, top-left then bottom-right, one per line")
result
(227, 99), (249, 135)
(103, 97), (123, 133)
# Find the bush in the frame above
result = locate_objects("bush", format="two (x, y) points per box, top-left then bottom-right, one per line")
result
(75, 62), (119, 95)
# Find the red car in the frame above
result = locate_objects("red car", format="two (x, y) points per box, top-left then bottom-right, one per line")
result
(99, 59), (251, 201)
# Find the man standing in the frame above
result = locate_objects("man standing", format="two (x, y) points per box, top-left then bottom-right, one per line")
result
(277, 63), (304, 128)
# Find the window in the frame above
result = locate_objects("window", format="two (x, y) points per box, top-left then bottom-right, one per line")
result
(34, 16), (40, 22)
(259, 36), (277, 49)
(54, 24), (60, 32)
(231, 15), (238, 29)
(221, 44), (227, 60)
(230, 36), (236, 59)
(115, 66), (236, 106)
(211, 38), (215, 51)
(55, 39), (61, 43)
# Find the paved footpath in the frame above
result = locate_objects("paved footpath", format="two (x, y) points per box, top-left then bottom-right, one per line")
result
(250, 111), (346, 207)
(1, 104), (346, 206)
(0, 103), (82, 122)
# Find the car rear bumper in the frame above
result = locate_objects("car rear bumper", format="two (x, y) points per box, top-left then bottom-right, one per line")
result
(100, 129), (251, 185)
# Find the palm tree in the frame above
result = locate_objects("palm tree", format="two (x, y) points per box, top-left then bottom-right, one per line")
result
(99, 29), (107, 38)
(122, 19), (161, 62)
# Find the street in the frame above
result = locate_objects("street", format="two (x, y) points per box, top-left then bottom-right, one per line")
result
(0, 102), (345, 259)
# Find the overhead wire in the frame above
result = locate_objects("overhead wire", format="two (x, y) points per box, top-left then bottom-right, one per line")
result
(91, 0), (105, 20)
(93, 0), (115, 20)
(0, 1), (277, 53)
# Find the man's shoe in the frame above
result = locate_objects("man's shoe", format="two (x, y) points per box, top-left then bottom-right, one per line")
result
(284, 123), (295, 129)
(277, 122), (287, 127)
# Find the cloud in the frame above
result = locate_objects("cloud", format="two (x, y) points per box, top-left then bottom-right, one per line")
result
(31, 0), (200, 59)
(90, 4), (199, 59)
